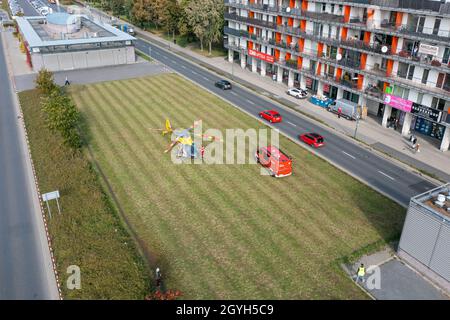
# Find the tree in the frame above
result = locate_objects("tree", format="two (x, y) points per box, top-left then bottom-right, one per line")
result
(204, 0), (224, 55)
(41, 90), (82, 149)
(158, 0), (182, 40)
(35, 69), (58, 95)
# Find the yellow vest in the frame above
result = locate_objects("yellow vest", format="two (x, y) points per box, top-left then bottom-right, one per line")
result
(358, 267), (365, 276)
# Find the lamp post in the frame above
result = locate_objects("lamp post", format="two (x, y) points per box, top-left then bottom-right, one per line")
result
(354, 112), (360, 139)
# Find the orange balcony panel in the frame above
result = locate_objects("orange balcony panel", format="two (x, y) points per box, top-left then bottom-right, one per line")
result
(297, 56), (303, 69)
(289, 0), (295, 8)
(277, 16), (283, 25)
(363, 31), (371, 44)
(391, 36), (398, 53)
(336, 68), (342, 81)
(344, 6), (351, 23)
(288, 17), (294, 27)
(249, 26), (254, 34)
(301, 0), (308, 11)
(317, 42), (324, 57)
(248, 41), (253, 50)
(395, 12), (403, 27)
(341, 27), (348, 41)
(367, 9), (374, 21)
(300, 20), (306, 31)
(276, 32), (281, 42)
(287, 35), (292, 45)
(286, 52), (291, 61)
(383, 82), (390, 93)
(249, 11), (254, 18)
(317, 62), (322, 75)
(386, 59), (394, 77)
(357, 74), (364, 90)
(275, 49), (280, 61)
(298, 38), (305, 52)
(361, 53), (367, 69)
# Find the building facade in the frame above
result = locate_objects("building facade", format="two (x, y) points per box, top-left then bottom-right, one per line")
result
(16, 14), (136, 72)
(224, 0), (450, 151)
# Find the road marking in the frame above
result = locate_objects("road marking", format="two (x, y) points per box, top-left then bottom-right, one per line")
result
(181, 65), (186, 69)
(171, 60), (177, 63)
(342, 151), (356, 159)
(246, 99), (255, 105)
(378, 170), (395, 181)
(191, 70), (198, 75)
(202, 76), (209, 81)
(287, 121), (297, 127)
(230, 91), (238, 96)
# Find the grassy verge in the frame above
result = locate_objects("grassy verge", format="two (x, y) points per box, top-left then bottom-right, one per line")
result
(135, 49), (153, 62)
(19, 90), (150, 299)
(71, 73), (406, 299)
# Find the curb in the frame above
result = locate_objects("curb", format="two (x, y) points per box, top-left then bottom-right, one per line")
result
(1, 31), (63, 300)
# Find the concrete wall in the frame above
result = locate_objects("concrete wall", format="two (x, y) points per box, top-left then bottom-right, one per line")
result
(31, 46), (135, 72)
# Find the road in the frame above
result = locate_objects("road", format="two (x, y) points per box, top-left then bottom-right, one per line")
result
(135, 39), (437, 206)
(0, 31), (59, 298)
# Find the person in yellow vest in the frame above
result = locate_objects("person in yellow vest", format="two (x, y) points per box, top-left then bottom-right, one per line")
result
(355, 263), (365, 283)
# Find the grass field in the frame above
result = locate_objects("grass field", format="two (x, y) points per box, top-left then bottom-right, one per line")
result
(19, 90), (150, 299)
(70, 73), (405, 299)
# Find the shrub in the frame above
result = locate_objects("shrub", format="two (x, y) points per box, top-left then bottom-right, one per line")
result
(35, 69), (58, 95)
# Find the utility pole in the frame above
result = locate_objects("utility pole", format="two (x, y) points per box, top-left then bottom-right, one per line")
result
(354, 113), (360, 139)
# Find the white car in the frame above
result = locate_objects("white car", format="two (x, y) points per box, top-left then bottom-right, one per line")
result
(287, 88), (308, 99)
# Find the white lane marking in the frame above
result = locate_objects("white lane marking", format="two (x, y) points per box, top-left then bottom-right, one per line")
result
(246, 99), (255, 105)
(378, 170), (395, 181)
(181, 65), (186, 69)
(342, 151), (356, 159)
(191, 70), (198, 75)
(230, 91), (238, 96)
(202, 76), (209, 81)
(287, 121), (297, 127)
(171, 60), (177, 63)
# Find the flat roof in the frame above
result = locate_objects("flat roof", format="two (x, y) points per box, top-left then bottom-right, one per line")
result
(412, 183), (450, 223)
(15, 15), (135, 48)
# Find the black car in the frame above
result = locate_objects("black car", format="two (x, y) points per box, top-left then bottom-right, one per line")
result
(215, 80), (232, 90)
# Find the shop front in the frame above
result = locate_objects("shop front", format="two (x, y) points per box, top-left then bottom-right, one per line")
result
(305, 77), (318, 93)
(410, 103), (445, 140)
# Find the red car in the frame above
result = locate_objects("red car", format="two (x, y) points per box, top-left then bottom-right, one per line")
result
(259, 110), (282, 123)
(255, 146), (292, 177)
(299, 133), (325, 148)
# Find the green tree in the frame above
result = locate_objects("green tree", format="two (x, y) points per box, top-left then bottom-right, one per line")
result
(42, 90), (82, 149)
(35, 68), (58, 95)
(158, 0), (182, 40)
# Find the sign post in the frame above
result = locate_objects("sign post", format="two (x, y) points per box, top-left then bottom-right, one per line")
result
(42, 190), (61, 218)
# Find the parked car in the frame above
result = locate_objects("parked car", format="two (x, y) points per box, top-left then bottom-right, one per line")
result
(214, 79), (232, 90)
(255, 146), (292, 177)
(299, 133), (325, 148)
(258, 109), (282, 123)
(127, 27), (135, 36)
(287, 88), (308, 99)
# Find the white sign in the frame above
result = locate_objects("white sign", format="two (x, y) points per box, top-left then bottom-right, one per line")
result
(42, 190), (60, 201)
(419, 43), (439, 56)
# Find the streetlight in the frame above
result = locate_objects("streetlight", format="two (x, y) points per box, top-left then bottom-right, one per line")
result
(354, 112), (360, 139)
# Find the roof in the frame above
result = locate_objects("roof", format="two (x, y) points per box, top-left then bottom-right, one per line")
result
(265, 146), (292, 161)
(46, 13), (74, 25)
(15, 15), (135, 48)
(411, 183), (450, 224)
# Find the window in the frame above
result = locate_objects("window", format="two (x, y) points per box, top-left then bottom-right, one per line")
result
(393, 86), (409, 99)
(331, 4), (335, 14)
(443, 47), (450, 64)
(322, 3), (326, 12)
(421, 69), (429, 84)
(432, 97), (446, 110)
(416, 92), (424, 104)
(407, 65), (415, 80)
(416, 16), (425, 33)
(433, 18), (441, 36)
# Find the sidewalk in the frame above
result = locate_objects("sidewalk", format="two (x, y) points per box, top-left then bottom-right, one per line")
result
(342, 247), (449, 300)
(131, 29), (450, 183)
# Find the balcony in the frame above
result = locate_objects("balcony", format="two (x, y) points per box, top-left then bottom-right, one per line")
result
(364, 84), (384, 99)
(224, 12), (277, 30)
(224, 26), (249, 38)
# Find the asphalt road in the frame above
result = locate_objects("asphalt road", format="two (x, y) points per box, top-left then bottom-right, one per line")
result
(0, 32), (59, 298)
(135, 39), (437, 206)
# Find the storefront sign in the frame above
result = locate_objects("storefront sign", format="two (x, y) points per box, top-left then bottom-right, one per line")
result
(384, 94), (412, 112)
(248, 49), (274, 63)
(418, 43), (439, 56)
(411, 103), (443, 123)
(323, 84), (330, 93)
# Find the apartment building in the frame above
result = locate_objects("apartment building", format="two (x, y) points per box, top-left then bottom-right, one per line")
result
(224, 0), (450, 151)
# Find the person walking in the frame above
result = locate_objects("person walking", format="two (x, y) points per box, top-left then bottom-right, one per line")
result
(200, 145), (205, 160)
(155, 267), (162, 288)
(64, 76), (70, 86)
(415, 143), (420, 153)
(355, 263), (365, 283)
(337, 106), (342, 119)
